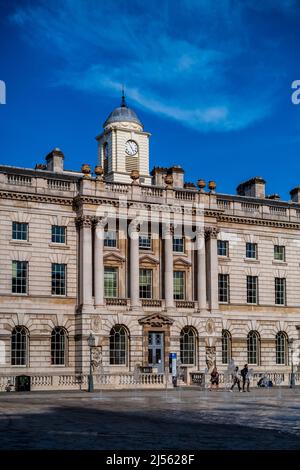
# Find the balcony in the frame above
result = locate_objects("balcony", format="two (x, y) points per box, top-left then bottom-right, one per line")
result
(141, 299), (162, 307)
(105, 298), (128, 306)
(175, 300), (195, 309)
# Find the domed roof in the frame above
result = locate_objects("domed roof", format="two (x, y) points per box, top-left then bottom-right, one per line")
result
(103, 94), (142, 128)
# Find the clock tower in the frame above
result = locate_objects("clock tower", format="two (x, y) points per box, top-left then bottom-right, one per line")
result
(96, 93), (151, 184)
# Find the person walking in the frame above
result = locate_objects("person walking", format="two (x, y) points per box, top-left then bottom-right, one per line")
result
(230, 366), (241, 392)
(210, 367), (220, 390)
(241, 364), (250, 392)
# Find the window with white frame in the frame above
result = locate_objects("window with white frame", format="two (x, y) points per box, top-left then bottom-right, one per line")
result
(274, 245), (285, 262)
(11, 326), (28, 366)
(12, 261), (28, 294)
(139, 233), (151, 250)
(276, 331), (288, 365)
(109, 325), (128, 365)
(104, 229), (117, 248)
(173, 237), (184, 253)
(51, 263), (66, 296)
(139, 269), (152, 299)
(51, 225), (66, 244)
(217, 240), (229, 257)
(275, 277), (286, 305)
(222, 330), (232, 364)
(12, 222), (28, 241)
(51, 327), (67, 365)
(180, 327), (196, 365)
(104, 267), (118, 298)
(218, 274), (229, 303)
(246, 242), (257, 259)
(247, 330), (260, 365)
(173, 271), (185, 300)
(247, 275), (258, 304)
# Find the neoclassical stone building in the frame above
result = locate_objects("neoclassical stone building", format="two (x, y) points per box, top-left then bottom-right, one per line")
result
(1, 95), (300, 390)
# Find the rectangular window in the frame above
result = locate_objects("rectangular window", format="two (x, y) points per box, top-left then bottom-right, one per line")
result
(12, 261), (28, 294)
(173, 237), (184, 253)
(247, 276), (258, 304)
(139, 269), (152, 299)
(51, 226), (66, 244)
(246, 243), (257, 259)
(51, 263), (66, 296)
(139, 233), (151, 250)
(173, 271), (185, 300)
(104, 230), (117, 248)
(217, 240), (229, 257)
(12, 222), (28, 241)
(104, 267), (118, 298)
(218, 274), (229, 303)
(275, 277), (286, 305)
(274, 245), (285, 261)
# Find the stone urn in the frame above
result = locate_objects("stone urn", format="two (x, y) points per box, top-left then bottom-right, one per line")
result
(197, 179), (206, 192)
(94, 165), (104, 180)
(165, 174), (173, 188)
(130, 169), (140, 184)
(208, 180), (217, 193)
(81, 164), (91, 178)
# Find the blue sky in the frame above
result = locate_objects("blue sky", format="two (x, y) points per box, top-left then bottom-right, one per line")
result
(1, 0), (300, 198)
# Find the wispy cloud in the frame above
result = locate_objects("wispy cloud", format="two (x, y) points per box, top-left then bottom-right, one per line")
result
(9, 0), (299, 131)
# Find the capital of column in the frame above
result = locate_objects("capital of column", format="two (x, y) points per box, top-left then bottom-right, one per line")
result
(75, 215), (94, 228)
(162, 223), (174, 238)
(204, 226), (219, 240)
(92, 216), (107, 228)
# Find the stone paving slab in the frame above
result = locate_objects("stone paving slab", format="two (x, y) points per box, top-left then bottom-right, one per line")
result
(0, 388), (300, 450)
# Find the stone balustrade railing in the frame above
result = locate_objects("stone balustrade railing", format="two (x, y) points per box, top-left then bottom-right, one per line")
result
(0, 372), (166, 391)
(175, 300), (195, 309)
(141, 299), (162, 307)
(105, 298), (129, 306)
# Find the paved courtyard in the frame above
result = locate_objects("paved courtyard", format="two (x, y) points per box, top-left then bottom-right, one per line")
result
(0, 387), (300, 450)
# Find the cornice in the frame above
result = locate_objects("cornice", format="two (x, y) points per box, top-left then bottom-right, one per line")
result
(217, 213), (300, 229)
(0, 190), (73, 206)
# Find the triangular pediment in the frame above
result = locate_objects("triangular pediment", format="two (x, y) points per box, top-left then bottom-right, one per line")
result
(173, 257), (192, 267)
(139, 312), (174, 326)
(103, 252), (125, 263)
(139, 254), (159, 265)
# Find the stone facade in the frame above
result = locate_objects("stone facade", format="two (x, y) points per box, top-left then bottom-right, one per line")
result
(1, 97), (300, 390)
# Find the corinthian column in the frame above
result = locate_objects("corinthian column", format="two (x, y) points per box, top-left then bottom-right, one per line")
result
(77, 216), (93, 306)
(93, 217), (105, 307)
(196, 227), (207, 310)
(206, 226), (219, 311)
(129, 220), (140, 309)
(164, 224), (174, 309)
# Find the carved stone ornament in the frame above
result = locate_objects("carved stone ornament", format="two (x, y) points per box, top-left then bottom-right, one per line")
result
(91, 346), (102, 371)
(205, 226), (219, 240)
(139, 313), (174, 327)
(75, 215), (93, 228)
(205, 346), (216, 372)
(91, 316), (101, 333)
(205, 318), (215, 335)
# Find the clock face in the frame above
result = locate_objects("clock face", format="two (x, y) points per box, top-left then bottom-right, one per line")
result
(125, 140), (138, 156)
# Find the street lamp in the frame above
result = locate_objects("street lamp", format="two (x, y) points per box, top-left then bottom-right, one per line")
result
(87, 333), (95, 392)
(288, 338), (295, 389)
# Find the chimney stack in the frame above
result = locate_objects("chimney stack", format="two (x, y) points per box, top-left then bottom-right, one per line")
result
(237, 176), (266, 199)
(46, 148), (64, 173)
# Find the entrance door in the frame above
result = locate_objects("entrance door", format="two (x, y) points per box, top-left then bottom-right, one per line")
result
(148, 332), (164, 373)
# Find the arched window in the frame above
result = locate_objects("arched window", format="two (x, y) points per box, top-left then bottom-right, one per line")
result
(180, 327), (197, 365)
(51, 327), (68, 365)
(222, 330), (232, 364)
(276, 331), (288, 365)
(247, 331), (260, 365)
(110, 325), (128, 365)
(11, 326), (28, 366)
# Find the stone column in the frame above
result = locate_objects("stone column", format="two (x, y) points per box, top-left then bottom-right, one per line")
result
(196, 227), (207, 310)
(77, 216), (93, 306)
(164, 225), (174, 309)
(206, 226), (219, 311)
(129, 221), (140, 309)
(93, 217), (105, 307)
